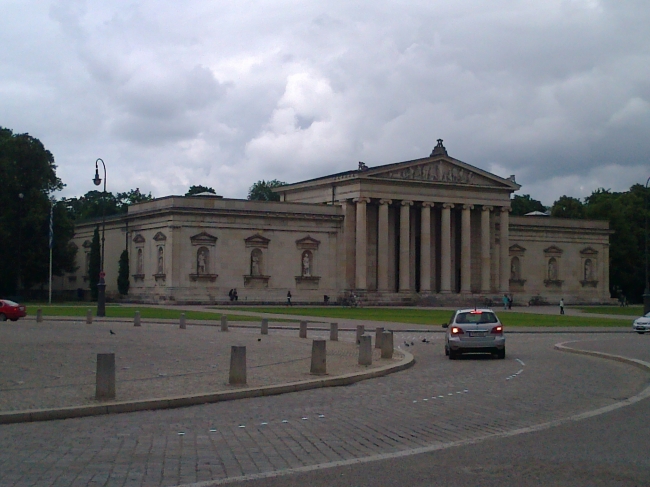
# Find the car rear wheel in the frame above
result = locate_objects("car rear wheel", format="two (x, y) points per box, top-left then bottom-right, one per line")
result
(496, 348), (506, 359)
(637, 331), (646, 335)
(449, 349), (460, 360)
(0, 313), (6, 321)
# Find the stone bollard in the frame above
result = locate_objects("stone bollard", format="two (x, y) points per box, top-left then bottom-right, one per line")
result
(356, 325), (365, 344)
(358, 334), (373, 366)
(134, 311), (141, 327)
(180, 313), (186, 329)
(299, 321), (308, 338)
(375, 327), (384, 349)
(261, 318), (268, 335)
(381, 331), (394, 359)
(229, 346), (246, 385)
(36, 308), (43, 323)
(95, 353), (116, 400)
(221, 314), (228, 332)
(330, 322), (338, 341)
(310, 339), (327, 375)
(86, 309), (93, 325)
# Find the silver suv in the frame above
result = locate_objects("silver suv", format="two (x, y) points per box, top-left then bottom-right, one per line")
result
(443, 308), (505, 359)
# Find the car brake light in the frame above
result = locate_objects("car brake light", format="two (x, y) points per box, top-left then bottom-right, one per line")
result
(491, 325), (503, 334)
(451, 326), (464, 335)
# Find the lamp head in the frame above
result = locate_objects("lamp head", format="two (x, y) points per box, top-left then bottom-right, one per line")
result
(93, 164), (102, 186)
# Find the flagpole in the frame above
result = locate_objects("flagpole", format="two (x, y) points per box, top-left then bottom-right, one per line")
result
(48, 199), (54, 305)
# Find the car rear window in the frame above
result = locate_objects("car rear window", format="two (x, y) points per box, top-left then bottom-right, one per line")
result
(1, 300), (19, 306)
(455, 311), (498, 324)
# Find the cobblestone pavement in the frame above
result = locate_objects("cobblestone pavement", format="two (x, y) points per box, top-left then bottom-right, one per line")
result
(0, 331), (648, 487)
(0, 320), (390, 411)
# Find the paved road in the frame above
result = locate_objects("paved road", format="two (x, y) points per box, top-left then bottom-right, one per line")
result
(0, 333), (648, 487)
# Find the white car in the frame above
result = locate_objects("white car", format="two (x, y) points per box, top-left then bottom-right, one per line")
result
(633, 312), (650, 334)
(443, 308), (505, 359)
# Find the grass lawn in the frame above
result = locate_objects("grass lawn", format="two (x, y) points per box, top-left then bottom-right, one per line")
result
(229, 306), (628, 327)
(26, 305), (290, 322)
(573, 305), (643, 317)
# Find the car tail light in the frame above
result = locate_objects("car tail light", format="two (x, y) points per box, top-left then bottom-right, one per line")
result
(451, 326), (464, 335)
(491, 325), (503, 335)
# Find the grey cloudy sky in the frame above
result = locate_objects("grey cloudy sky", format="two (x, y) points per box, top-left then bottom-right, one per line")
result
(2, 0), (649, 205)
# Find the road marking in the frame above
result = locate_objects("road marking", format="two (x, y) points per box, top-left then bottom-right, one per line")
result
(177, 345), (650, 487)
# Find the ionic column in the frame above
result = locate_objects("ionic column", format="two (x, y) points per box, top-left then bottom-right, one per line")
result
(461, 204), (473, 294)
(399, 201), (413, 292)
(420, 202), (434, 293)
(440, 203), (454, 294)
(354, 197), (370, 290)
(377, 199), (392, 291)
(499, 206), (510, 293)
(481, 206), (492, 293)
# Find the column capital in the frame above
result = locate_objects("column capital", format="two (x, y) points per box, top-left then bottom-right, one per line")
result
(379, 199), (392, 205)
(462, 204), (474, 210)
(353, 197), (371, 204)
(442, 202), (455, 209)
(401, 200), (413, 206)
(421, 201), (435, 208)
(500, 206), (512, 213)
(482, 205), (493, 212)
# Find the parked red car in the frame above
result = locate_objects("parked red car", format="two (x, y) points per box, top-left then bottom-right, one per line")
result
(0, 299), (27, 321)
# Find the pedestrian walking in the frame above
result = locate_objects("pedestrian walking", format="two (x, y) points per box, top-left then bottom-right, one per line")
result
(228, 289), (234, 301)
(287, 290), (292, 306)
(508, 294), (513, 310)
(560, 298), (565, 315)
(502, 294), (509, 310)
(233, 289), (238, 301)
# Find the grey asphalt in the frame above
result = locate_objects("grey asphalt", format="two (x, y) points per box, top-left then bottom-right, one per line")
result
(1, 325), (649, 487)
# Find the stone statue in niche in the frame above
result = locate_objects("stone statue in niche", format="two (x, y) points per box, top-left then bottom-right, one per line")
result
(302, 251), (312, 277)
(584, 259), (593, 281)
(510, 257), (520, 280)
(251, 251), (261, 276)
(548, 258), (558, 281)
(197, 247), (209, 274)
(157, 247), (164, 274)
(137, 248), (144, 274)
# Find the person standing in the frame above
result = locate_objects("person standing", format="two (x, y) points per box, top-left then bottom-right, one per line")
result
(560, 298), (565, 315)
(287, 290), (292, 306)
(502, 294), (509, 311)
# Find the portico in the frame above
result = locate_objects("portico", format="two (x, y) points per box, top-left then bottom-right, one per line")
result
(278, 140), (519, 297)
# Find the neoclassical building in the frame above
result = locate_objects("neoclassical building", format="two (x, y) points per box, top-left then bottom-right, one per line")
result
(56, 140), (612, 305)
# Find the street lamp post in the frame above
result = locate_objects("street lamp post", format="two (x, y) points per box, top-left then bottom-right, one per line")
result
(17, 192), (24, 297)
(643, 178), (650, 316)
(93, 158), (107, 317)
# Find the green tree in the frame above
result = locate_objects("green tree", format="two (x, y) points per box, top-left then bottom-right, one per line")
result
(116, 188), (153, 212)
(511, 194), (547, 216)
(585, 186), (649, 302)
(117, 249), (130, 296)
(62, 188), (153, 221)
(89, 227), (101, 300)
(186, 185), (216, 196)
(0, 127), (77, 296)
(551, 195), (586, 218)
(248, 179), (286, 201)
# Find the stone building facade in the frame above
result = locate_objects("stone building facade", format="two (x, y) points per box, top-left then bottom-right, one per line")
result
(55, 141), (612, 305)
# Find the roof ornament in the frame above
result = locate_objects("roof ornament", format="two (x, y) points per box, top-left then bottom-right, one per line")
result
(430, 139), (448, 157)
(508, 175), (516, 183)
(358, 161), (368, 171)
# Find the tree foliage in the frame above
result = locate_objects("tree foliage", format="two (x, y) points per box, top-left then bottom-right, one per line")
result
(117, 249), (130, 296)
(0, 127), (77, 296)
(89, 227), (101, 300)
(248, 179), (286, 201)
(550, 195), (586, 218)
(186, 185), (216, 196)
(511, 194), (546, 216)
(62, 188), (153, 221)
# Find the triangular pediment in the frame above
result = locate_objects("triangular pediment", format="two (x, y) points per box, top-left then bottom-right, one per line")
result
(296, 235), (321, 250)
(190, 232), (217, 245)
(132, 234), (145, 244)
(367, 158), (516, 189)
(82, 240), (92, 248)
(245, 233), (270, 249)
(509, 244), (526, 255)
(153, 231), (167, 242)
(580, 247), (599, 256)
(544, 245), (563, 255)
